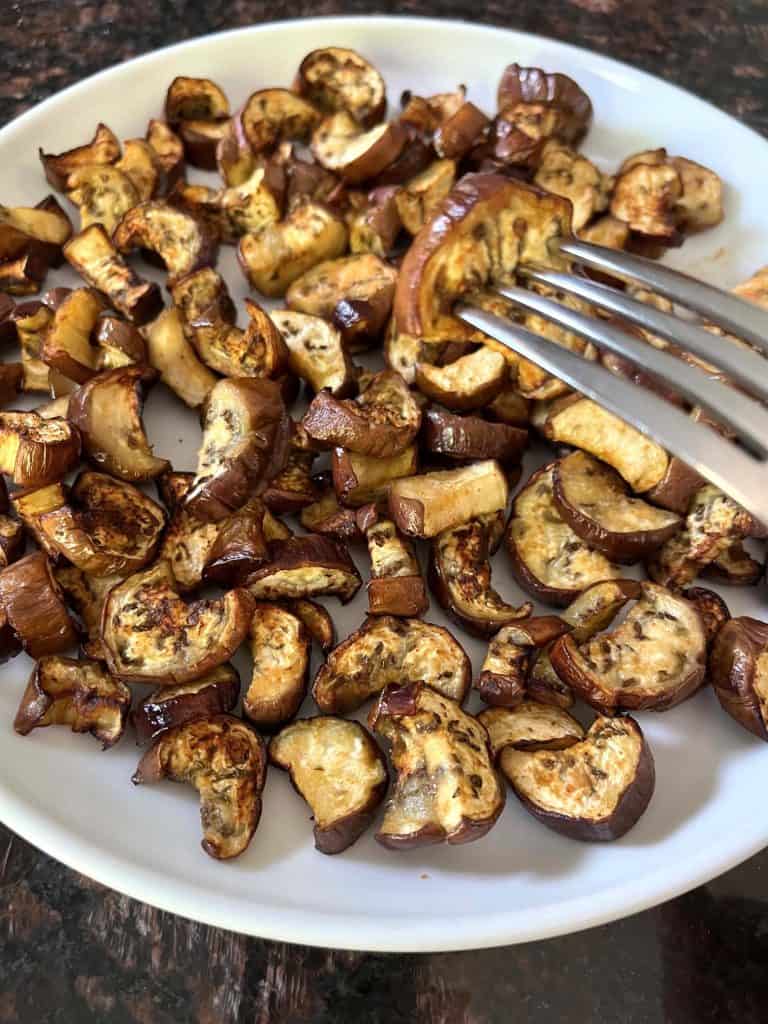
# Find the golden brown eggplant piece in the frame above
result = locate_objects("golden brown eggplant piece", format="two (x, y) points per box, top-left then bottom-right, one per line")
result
(297, 47), (386, 129)
(243, 602), (310, 730)
(113, 200), (218, 285)
(142, 306), (216, 409)
(246, 534), (362, 604)
(270, 310), (355, 397)
(478, 702), (584, 758)
(0, 551), (78, 657)
(366, 519), (427, 617)
(0, 411), (80, 487)
(39, 123), (121, 191)
(475, 617), (571, 707)
(389, 460), (508, 539)
(332, 444), (418, 509)
(132, 664), (241, 745)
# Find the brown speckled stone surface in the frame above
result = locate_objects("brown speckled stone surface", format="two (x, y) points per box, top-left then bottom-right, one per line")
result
(2, 3), (768, 1022)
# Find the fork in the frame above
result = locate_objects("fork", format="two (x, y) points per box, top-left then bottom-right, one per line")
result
(456, 239), (768, 524)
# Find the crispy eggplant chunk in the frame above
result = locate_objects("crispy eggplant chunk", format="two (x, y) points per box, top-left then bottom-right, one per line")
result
(0, 551), (78, 657)
(478, 702), (584, 759)
(542, 397), (670, 495)
(214, 166), (282, 243)
(12, 483), (68, 562)
(12, 300), (52, 392)
(39, 123), (121, 191)
(709, 617), (768, 740)
(146, 119), (185, 193)
(39, 286), (105, 383)
(683, 586), (730, 646)
(366, 519), (427, 617)
(506, 463), (623, 607)
(14, 656), (130, 747)
(705, 542), (763, 587)
(178, 120), (230, 172)
(238, 202), (348, 297)
(133, 664), (240, 745)
(54, 566), (118, 660)
(185, 377), (289, 522)
(395, 159), (456, 237)
(414, 347), (508, 411)
(497, 64), (592, 145)
(244, 602), (310, 729)
(390, 460), (508, 539)
(143, 306), (216, 409)
(434, 103), (490, 160)
(246, 534), (361, 603)
(288, 598), (335, 652)
(647, 484), (756, 590)
(534, 140), (612, 231)
(349, 185), (401, 257)
(116, 138), (159, 200)
(303, 370), (420, 458)
(430, 517), (531, 638)
(421, 408), (527, 465)
(235, 88), (320, 156)
(610, 150), (682, 239)
(550, 582), (707, 713)
(311, 113), (406, 184)
(671, 156), (724, 231)
(313, 615), (470, 713)
(31, 471), (165, 577)
(133, 714), (266, 860)
(68, 366), (169, 482)
(299, 486), (377, 540)
(500, 715), (654, 841)
(579, 214), (630, 251)
(113, 200), (218, 285)
(552, 451), (681, 563)
(332, 444), (418, 508)
(297, 47), (386, 129)
(270, 311), (354, 397)
(65, 165), (139, 235)
(164, 75), (229, 125)
(393, 174), (571, 343)
(476, 617), (571, 707)
(370, 682), (504, 849)
(63, 224), (163, 325)
(262, 434), (319, 514)
(94, 314), (148, 369)
(270, 717), (387, 854)
(102, 561), (253, 684)
(0, 411), (80, 487)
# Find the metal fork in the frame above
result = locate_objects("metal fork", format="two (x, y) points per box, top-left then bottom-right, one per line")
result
(456, 238), (768, 524)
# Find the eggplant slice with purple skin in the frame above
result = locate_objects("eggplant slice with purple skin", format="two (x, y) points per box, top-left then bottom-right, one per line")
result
(332, 444), (419, 509)
(132, 664), (241, 745)
(113, 199), (219, 285)
(269, 716), (388, 854)
(0, 551), (79, 658)
(270, 310), (355, 397)
(421, 407), (528, 465)
(297, 47), (387, 129)
(476, 616), (572, 707)
(246, 534), (362, 604)
(366, 519), (428, 617)
(390, 460), (509, 539)
(0, 411), (81, 487)
(710, 616), (768, 740)
(478, 702), (585, 759)
(243, 602), (310, 731)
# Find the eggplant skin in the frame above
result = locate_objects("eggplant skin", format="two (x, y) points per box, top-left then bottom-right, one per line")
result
(421, 408), (527, 465)
(132, 664), (241, 745)
(710, 617), (768, 741)
(367, 576), (428, 618)
(0, 551), (78, 658)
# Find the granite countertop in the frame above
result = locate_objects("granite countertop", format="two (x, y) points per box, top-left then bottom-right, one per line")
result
(2, 2), (768, 1021)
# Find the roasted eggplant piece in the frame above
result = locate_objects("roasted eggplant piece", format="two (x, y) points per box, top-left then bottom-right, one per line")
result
(0, 249), (52, 296)
(434, 102), (490, 160)
(311, 112), (406, 184)
(550, 581), (707, 713)
(113, 200), (218, 285)
(270, 310), (354, 397)
(578, 214), (630, 251)
(133, 714), (266, 859)
(14, 656), (130, 747)
(94, 314), (148, 369)
(238, 202), (347, 297)
(500, 715), (654, 841)
(288, 598), (335, 652)
(0, 551), (78, 657)
(476, 617), (571, 707)
(185, 377), (289, 522)
(102, 561), (253, 684)
(133, 664), (241, 745)
(269, 717), (388, 854)
(115, 138), (160, 201)
(146, 119), (185, 193)
(683, 586), (730, 646)
(394, 160), (456, 237)
(243, 602), (310, 730)
(63, 224), (163, 325)
(142, 306), (216, 408)
(366, 519), (427, 617)
(0, 411), (80, 487)
(332, 444), (418, 509)
(39, 286), (105, 384)
(704, 542), (763, 587)
(68, 366), (168, 481)
(610, 149), (682, 239)
(0, 484), (24, 568)
(421, 408), (527, 465)
(246, 534), (361, 603)
(0, 198), (72, 270)
(506, 463), (623, 607)
(415, 346), (508, 411)
(11, 300), (52, 392)
(164, 75), (230, 125)
(497, 64), (593, 146)
(313, 615), (470, 713)
(39, 123), (121, 191)
(65, 165), (139, 235)
(235, 88), (320, 156)
(534, 140), (612, 231)
(262, 431), (320, 514)
(54, 565), (118, 660)
(478, 702), (584, 758)
(299, 486), (377, 540)
(389, 459), (508, 540)
(12, 482), (67, 562)
(370, 682), (504, 848)
(710, 617), (768, 740)
(297, 47), (386, 129)
(349, 186), (402, 257)
(214, 166), (282, 243)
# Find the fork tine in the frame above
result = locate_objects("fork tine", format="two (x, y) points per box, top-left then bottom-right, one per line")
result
(519, 265), (768, 405)
(558, 238), (768, 356)
(455, 302), (768, 524)
(494, 283), (768, 456)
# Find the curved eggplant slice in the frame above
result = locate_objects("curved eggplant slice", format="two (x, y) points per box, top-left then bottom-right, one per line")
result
(534, 140), (612, 232)
(710, 617), (768, 740)
(116, 138), (160, 201)
(270, 717), (387, 854)
(143, 306), (216, 409)
(349, 186), (402, 258)
(287, 598), (335, 652)
(63, 224), (163, 325)
(146, 119), (185, 194)
(185, 377), (289, 522)
(421, 408), (527, 465)
(54, 565), (118, 660)
(164, 76), (230, 125)
(177, 119), (231, 172)
(94, 314), (148, 369)
(434, 102), (490, 160)
(390, 460), (508, 539)
(672, 156), (723, 232)
(611, 153), (682, 239)
(313, 615), (471, 713)
(238, 202), (348, 297)
(299, 485), (377, 541)
(500, 715), (654, 841)
(647, 484), (756, 590)
(683, 586), (730, 647)
(39, 287), (105, 384)
(270, 311), (354, 397)
(550, 581), (707, 713)
(133, 664), (240, 745)
(552, 451), (681, 563)
(704, 543), (763, 587)
(65, 165), (139, 235)
(113, 200), (218, 285)
(430, 516), (531, 638)
(243, 602), (310, 730)
(0, 551), (78, 657)
(395, 160), (456, 237)
(476, 617), (571, 707)
(262, 434), (319, 514)
(506, 463), (623, 607)
(68, 366), (169, 482)
(478, 702), (584, 759)
(497, 64), (592, 145)
(415, 346), (508, 411)
(312, 113), (406, 184)
(39, 123), (121, 191)
(132, 714), (266, 860)
(297, 47), (386, 129)
(236, 88), (320, 154)
(370, 681), (504, 849)
(102, 561), (253, 684)
(246, 534), (362, 604)
(332, 444), (418, 509)
(12, 300), (53, 392)
(12, 483), (68, 563)
(0, 410), (81, 487)
(366, 519), (427, 618)
(14, 656), (130, 748)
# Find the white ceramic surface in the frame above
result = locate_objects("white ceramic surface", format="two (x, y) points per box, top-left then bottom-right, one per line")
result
(0, 16), (766, 953)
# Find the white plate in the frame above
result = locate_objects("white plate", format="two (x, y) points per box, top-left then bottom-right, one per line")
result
(0, 15), (766, 953)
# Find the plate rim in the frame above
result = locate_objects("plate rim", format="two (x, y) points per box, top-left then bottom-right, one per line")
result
(1, 13), (766, 952)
